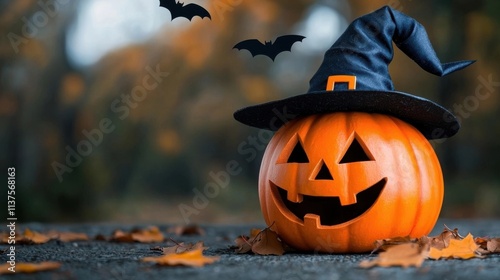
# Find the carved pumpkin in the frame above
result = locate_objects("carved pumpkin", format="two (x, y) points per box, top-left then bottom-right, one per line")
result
(259, 112), (444, 253)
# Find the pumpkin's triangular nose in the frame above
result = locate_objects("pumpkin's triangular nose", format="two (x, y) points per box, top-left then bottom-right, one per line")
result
(314, 161), (333, 180)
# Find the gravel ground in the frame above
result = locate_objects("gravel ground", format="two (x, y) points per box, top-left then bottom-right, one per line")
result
(1, 219), (499, 280)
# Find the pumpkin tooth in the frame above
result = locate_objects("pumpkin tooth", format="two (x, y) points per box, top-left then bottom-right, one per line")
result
(287, 192), (303, 203)
(304, 214), (321, 228)
(338, 194), (357, 206)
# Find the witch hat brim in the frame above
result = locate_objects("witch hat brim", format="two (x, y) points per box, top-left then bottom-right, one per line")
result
(234, 90), (457, 139)
(233, 6), (474, 139)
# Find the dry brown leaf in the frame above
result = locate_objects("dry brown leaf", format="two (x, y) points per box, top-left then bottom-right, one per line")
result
(167, 224), (205, 236)
(251, 228), (285, 256)
(131, 226), (164, 243)
(2, 229), (88, 244)
(474, 237), (490, 255)
(1, 232), (10, 244)
(142, 248), (219, 267)
(234, 235), (253, 254)
(372, 236), (419, 253)
(161, 241), (206, 255)
(249, 228), (261, 238)
(94, 234), (107, 241)
(110, 229), (134, 242)
(0, 261), (61, 275)
(18, 229), (52, 244)
(361, 227), (498, 268)
(111, 226), (164, 243)
(360, 243), (428, 268)
(486, 238), (500, 253)
(361, 243), (427, 268)
(475, 237), (500, 255)
(427, 226), (462, 250)
(234, 226), (285, 255)
(234, 228), (260, 253)
(428, 233), (479, 260)
(47, 231), (89, 242)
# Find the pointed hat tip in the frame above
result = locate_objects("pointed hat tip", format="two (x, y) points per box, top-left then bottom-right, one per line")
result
(441, 60), (475, 76)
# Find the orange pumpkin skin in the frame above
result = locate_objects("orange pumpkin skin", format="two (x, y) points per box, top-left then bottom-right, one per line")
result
(259, 112), (444, 253)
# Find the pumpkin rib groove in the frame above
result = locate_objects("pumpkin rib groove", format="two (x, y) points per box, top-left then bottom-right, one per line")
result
(407, 131), (431, 236)
(388, 116), (424, 235)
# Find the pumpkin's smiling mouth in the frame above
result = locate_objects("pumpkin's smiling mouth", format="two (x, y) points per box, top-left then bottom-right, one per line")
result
(272, 178), (387, 226)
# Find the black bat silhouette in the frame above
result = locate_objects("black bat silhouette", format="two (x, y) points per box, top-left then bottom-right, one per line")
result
(233, 35), (306, 61)
(159, 0), (211, 21)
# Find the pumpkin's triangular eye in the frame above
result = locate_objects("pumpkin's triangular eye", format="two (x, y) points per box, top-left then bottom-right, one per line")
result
(287, 141), (309, 163)
(339, 137), (372, 164)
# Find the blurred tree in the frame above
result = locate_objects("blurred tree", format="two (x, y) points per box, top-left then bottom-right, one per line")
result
(1, 0), (499, 222)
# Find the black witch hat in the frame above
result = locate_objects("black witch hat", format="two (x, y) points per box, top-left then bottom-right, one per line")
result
(233, 6), (474, 139)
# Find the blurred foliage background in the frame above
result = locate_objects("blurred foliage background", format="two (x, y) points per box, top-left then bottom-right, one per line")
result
(1, 0), (499, 223)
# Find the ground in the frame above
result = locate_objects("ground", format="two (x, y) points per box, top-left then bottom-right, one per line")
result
(1, 219), (499, 279)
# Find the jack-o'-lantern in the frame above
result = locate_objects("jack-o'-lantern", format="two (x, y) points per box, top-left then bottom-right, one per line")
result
(233, 6), (473, 252)
(258, 112), (442, 252)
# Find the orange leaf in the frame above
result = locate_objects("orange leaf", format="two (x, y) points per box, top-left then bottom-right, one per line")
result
(360, 243), (427, 268)
(131, 226), (164, 243)
(111, 226), (164, 243)
(428, 233), (479, 260)
(2, 229), (88, 244)
(47, 231), (89, 242)
(142, 248), (219, 267)
(110, 229), (134, 242)
(20, 229), (52, 244)
(0, 261), (61, 275)
(1, 232), (11, 244)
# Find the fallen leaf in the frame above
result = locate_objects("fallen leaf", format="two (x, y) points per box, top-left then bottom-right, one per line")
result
(428, 233), (479, 260)
(142, 248), (219, 267)
(161, 240), (206, 255)
(474, 237), (500, 255)
(426, 225), (462, 250)
(251, 228), (285, 256)
(1, 232), (11, 244)
(110, 229), (134, 242)
(371, 236), (418, 253)
(249, 228), (261, 238)
(234, 235), (253, 254)
(111, 226), (164, 243)
(486, 238), (500, 253)
(361, 227), (499, 268)
(94, 234), (107, 241)
(19, 229), (52, 244)
(131, 226), (164, 243)
(0, 261), (61, 275)
(2, 229), (89, 244)
(47, 231), (89, 242)
(233, 225), (286, 255)
(234, 228), (260, 254)
(167, 224), (205, 236)
(360, 243), (428, 268)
